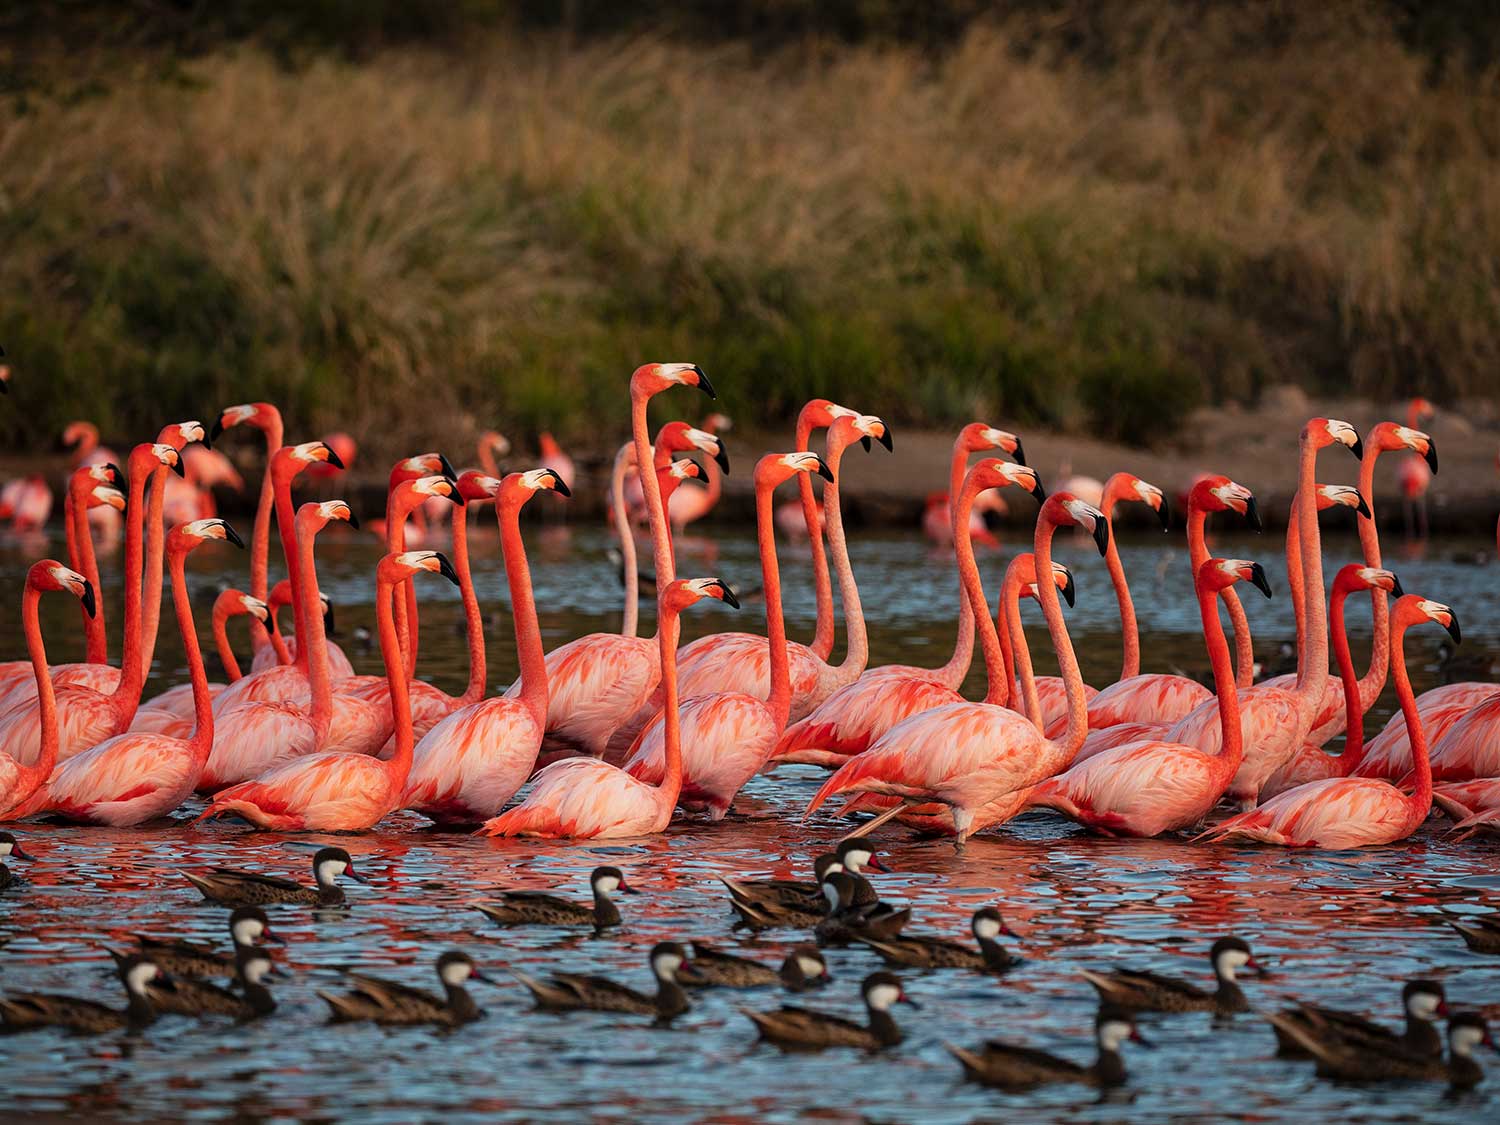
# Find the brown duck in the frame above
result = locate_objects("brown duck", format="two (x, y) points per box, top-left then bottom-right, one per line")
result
(320, 951), (489, 1026)
(137, 947), (279, 1021)
(743, 971), (917, 1051)
(814, 872), (911, 948)
(723, 838), (889, 912)
(1272, 980), (1446, 1059)
(0, 832), (33, 891)
(1081, 937), (1263, 1014)
(182, 846), (369, 907)
(949, 1007), (1149, 1089)
(1450, 912), (1500, 954)
(1269, 1010), (1494, 1089)
(0, 954), (163, 1033)
(511, 941), (698, 1022)
(473, 866), (635, 930)
(131, 906), (284, 979)
(856, 907), (1019, 973)
(685, 942), (830, 991)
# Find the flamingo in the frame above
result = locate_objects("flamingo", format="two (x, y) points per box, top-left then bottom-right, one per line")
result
(2, 520), (242, 826)
(376, 454), (459, 679)
(0, 443), (182, 763)
(667, 412), (731, 529)
(1024, 557), (1273, 836)
(65, 466), (126, 665)
(621, 421), (728, 529)
(198, 502), (381, 791)
(62, 420), (124, 543)
(250, 581), (352, 678)
(537, 432), (576, 494)
(401, 470), (573, 825)
(802, 491), (1110, 844)
(308, 432), (356, 479)
(0, 563), (95, 815)
(129, 589), (272, 734)
(478, 578), (738, 840)
(476, 430), (511, 478)
(1198, 594), (1458, 848)
(1421, 677), (1500, 784)
(210, 402), (284, 659)
(195, 550), (459, 831)
(0, 477), (51, 532)
(769, 458), (1044, 771)
(502, 363), (715, 763)
(613, 454), (705, 640)
(621, 449), (841, 817)
(920, 424), (1026, 552)
(784, 399), (859, 660)
(1397, 397), (1435, 538)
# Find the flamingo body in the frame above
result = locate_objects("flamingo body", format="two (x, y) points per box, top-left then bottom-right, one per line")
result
(403, 699), (543, 824)
(0, 687), (125, 768)
(481, 756), (670, 839)
(1426, 694), (1500, 782)
(1352, 687), (1493, 779)
(1029, 740), (1232, 836)
(1204, 776), (1421, 849)
(200, 751), (400, 831)
(1164, 686), (1302, 805)
(1066, 674), (1211, 734)
(770, 675), (962, 769)
(7, 732), (201, 826)
(506, 634), (657, 759)
(623, 693), (774, 818)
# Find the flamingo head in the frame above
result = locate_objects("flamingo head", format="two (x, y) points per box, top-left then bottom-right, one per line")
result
(1042, 493), (1110, 557)
(1123, 475), (1170, 530)
(218, 590), (270, 622)
(172, 519), (245, 554)
(662, 577), (740, 613)
(837, 413), (893, 454)
(140, 442), (185, 478)
(1396, 595), (1460, 645)
(966, 458), (1046, 505)
(0, 365), (8, 393)
(29, 561), (95, 618)
(211, 402), (278, 443)
(159, 420), (208, 451)
(656, 422), (730, 474)
(276, 441), (344, 477)
(757, 451), (834, 490)
(81, 462), (125, 490)
(457, 471), (504, 504)
(1190, 475), (1260, 530)
(1341, 565), (1403, 597)
(479, 429), (511, 457)
(1306, 417), (1363, 460)
(406, 474), (463, 508)
(798, 398), (860, 432)
(501, 468), (571, 508)
(631, 362), (714, 400)
(662, 457), (704, 487)
(1201, 557), (1273, 599)
(298, 500), (359, 533)
(1313, 483), (1370, 518)
(1409, 396), (1436, 424)
(380, 550), (460, 588)
(392, 452), (456, 487)
(87, 484), (127, 512)
(62, 420), (100, 451)
(959, 422), (1025, 464)
(1378, 422), (1439, 473)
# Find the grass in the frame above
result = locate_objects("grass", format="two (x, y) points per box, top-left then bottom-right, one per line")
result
(1, 5), (1498, 461)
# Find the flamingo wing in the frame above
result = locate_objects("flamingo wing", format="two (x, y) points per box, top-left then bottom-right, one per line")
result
(770, 675), (961, 768)
(17, 732), (197, 826)
(624, 692), (775, 817)
(1029, 740), (1221, 836)
(479, 758), (665, 839)
(198, 702), (316, 791)
(505, 633), (657, 758)
(1204, 777), (1416, 849)
(404, 698), (543, 822)
(200, 752), (394, 831)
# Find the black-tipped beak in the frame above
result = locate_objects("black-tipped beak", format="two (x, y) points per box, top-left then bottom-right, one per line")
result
(861, 436), (871, 452)
(1443, 611), (1462, 646)
(1424, 441), (1438, 475)
(1156, 499), (1171, 531)
(435, 553), (461, 587)
(1032, 476), (1047, 504)
(323, 447), (346, 471)
(209, 417), (226, 444)
(80, 579), (97, 619)
(222, 523), (246, 549)
(170, 456), (186, 478)
(710, 579), (740, 610)
(877, 427), (893, 452)
(1090, 517), (1110, 558)
(900, 993), (922, 1009)
(1389, 574), (1405, 598)
(1061, 569), (1076, 608)
(867, 855), (893, 873)
(345, 865), (371, 885)
(9, 842), (34, 861)
(692, 366), (716, 400)
(546, 469), (572, 498)
(712, 442), (730, 475)
(1244, 494), (1262, 533)
(447, 484), (466, 507)
(1249, 561), (1274, 599)
(105, 463), (125, 489)
(1011, 438), (1026, 467)
(1354, 492), (1372, 520)
(198, 425), (212, 451)
(1347, 435), (1364, 461)
(345, 510), (360, 530)
(813, 455), (835, 483)
(437, 453), (458, 485)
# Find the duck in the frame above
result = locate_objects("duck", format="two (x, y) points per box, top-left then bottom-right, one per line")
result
(949, 1006), (1148, 1088)
(823, 836), (890, 907)
(0, 953), (164, 1033)
(511, 941), (698, 1023)
(182, 846), (369, 907)
(723, 853), (844, 915)
(1270, 1010), (1494, 1089)
(814, 872), (911, 948)
(1080, 937), (1263, 1014)
(855, 907), (1019, 973)
(685, 942), (830, 991)
(129, 906), (284, 979)
(472, 866), (635, 930)
(0, 832), (33, 890)
(1450, 912), (1500, 954)
(1271, 980), (1446, 1058)
(319, 951), (489, 1026)
(135, 947), (279, 1021)
(743, 970), (916, 1051)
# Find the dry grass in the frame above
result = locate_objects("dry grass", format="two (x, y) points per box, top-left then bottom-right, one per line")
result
(2, 6), (1497, 458)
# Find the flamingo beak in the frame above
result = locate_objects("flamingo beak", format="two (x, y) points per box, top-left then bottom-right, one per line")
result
(1089, 517), (1110, 558)
(692, 366), (716, 400)
(1424, 441), (1438, 474)
(437, 453), (458, 485)
(1442, 611), (1462, 646)
(1244, 494), (1263, 533)
(345, 510), (360, 530)
(1156, 498), (1171, 531)
(170, 456), (186, 478)
(105, 463), (125, 489)
(222, 523), (246, 549)
(1061, 570), (1076, 608)
(1249, 562), (1273, 600)
(323, 447), (346, 471)
(861, 436), (871, 452)
(1389, 574), (1405, 598)
(813, 455), (835, 483)
(712, 443), (730, 475)
(79, 580), (97, 620)
(435, 553), (461, 587)
(709, 579), (740, 610)
(545, 469), (572, 498)
(877, 427), (894, 452)
(323, 600), (336, 636)
(1032, 476), (1047, 504)
(1347, 434), (1364, 461)
(209, 416), (226, 444)
(1354, 492), (1371, 520)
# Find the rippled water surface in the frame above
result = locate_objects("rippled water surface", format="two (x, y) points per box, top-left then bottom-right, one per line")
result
(1, 524), (1498, 1123)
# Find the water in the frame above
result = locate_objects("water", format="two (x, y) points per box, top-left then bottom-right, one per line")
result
(1, 524), (1498, 1123)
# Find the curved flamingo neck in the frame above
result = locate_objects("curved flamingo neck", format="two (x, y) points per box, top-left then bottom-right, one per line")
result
(797, 411), (835, 661)
(1195, 583), (1243, 782)
(953, 478), (1006, 707)
(1188, 503), (1254, 688)
(213, 601), (245, 682)
(113, 454), (151, 702)
(631, 389), (674, 590)
(820, 434), (867, 685)
(935, 434), (978, 686)
(452, 499), (487, 706)
(755, 479), (793, 730)
(271, 460), (308, 669)
(1329, 580), (1365, 772)
(1354, 440), (1390, 708)
(1100, 476), (1140, 680)
(612, 443), (640, 637)
(1389, 616), (1430, 810)
(247, 411), (283, 652)
(498, 497), (547, 726)
(1033, 506), (1088, 753)
(1294, 433), (1330, 705)
(293, 513), (334, 743)
(167, 547), (214, 763)
(68, 478), (108, 665)
(655, 596), (685, 808)
(21, 584), (58, 789)
(375, 573), (414, 791)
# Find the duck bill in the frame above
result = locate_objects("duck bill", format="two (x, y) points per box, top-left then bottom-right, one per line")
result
(9, 842), (35, 862)
(344, 865), (371, 885)
(865, 855), (893, 874)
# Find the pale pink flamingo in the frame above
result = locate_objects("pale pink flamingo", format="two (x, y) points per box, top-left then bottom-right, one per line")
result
(1432, 777), (1500, 825)
(0, 476), (51, 531)
(65, 466), (126, 665)
(803, 491), (1110, 843)
(62, 421), (124, 543)
(621, 450), (839, 817)
(1421, 679), (1500, 784)
(537, 432), (576, 494)
(478, 578), (736, 839)
(769, 458), (1044, 770)
(1396, 397), (1435, 538)
(476, 430), (511, 478)
(129, 589), (271, 733)
(250, 583), (351, 678)
(3, 520), (242, 826)
(0, 443), (181, 761)
(211, 402), (284, 660)
(402, 470), (570, 824)
(920, 424), (1025, 551)
(1198, 594), (1457, 848)
(1025, 558), (1273, 836)
(667, 412), (731, 528)
(195, 550), (458, 831)
(783, 399), (859, 660)
(621, 421), (728, 528)
(373, 453), (459, 679)
(613, 456), (704, 639)
(506, 364), (715, 763)
(1162, 419), (1364, 808)
(0, 564), (95, 815)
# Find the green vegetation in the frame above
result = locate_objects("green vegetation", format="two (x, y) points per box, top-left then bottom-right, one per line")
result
(2, 2), (1497, 457)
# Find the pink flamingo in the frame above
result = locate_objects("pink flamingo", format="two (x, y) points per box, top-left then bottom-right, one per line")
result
(478, 578), (737, 839)
(803, 491), (1109, 844)
(1433, 777), (1500, 826)
(1396, 397), (1435, 538)
(195, 550), (458, 831)
(211, 402), (284, 659)
(621, 422), (728, 528)
(506, 364), (715, 762)
(769, 459), (1044, 770)
(537, 432), (576, 494)
(198, 502), (379, 790)
(0, 443), (182, 761)
(3, 521), (242, 825)
(1025, 558), (1272, 836)
(0, 564), (95, 815)
(783, 399), (859, 660)
(307, 432), (356, 480)
(61, 420), (125, 544)
(621, 450), (839, 817)
(0, 476), (51, 531)
(613, 454), (704, 640)
(401, 471), (576, 825)
(130, 589), (271, 733)
(1199, 594), (1457, 847)
(1421, 679), (1500, 785)
(920, 425), (1025, 551)
(250, 584), (353, 678)
(476, 430), (511, 478)
(667, 412), (731, 529)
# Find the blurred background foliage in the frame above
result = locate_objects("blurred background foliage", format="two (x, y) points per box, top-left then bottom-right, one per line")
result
(1, 1), (1497, 458)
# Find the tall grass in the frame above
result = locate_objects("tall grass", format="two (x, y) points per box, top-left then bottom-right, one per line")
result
(2, 5), (1497, 459)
